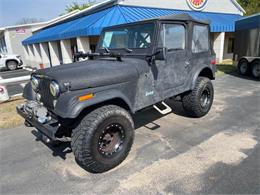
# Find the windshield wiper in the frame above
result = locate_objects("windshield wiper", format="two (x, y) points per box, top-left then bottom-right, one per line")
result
(74, 51), (123, 61)
(168, 48), (184, 52)
(123, 48), (133, 53)
(101, 47), (110, 53)
(103, 47), (132, 53)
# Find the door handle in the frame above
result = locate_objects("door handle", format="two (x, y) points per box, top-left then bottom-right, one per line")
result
(185, 60), (190, 68)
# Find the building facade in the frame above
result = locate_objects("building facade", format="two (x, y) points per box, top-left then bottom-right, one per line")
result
(22, 0), (245, 68)
(0, 23), (48, 65)
(0, 10), (80, 66)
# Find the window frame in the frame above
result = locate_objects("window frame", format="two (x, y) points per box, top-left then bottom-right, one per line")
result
(191, 24), (210, 54)
(97, 21), (157, 53)
(158, 22), (188, 52)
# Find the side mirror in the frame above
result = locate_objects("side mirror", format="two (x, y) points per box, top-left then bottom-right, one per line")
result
(155, 47), (167, 61)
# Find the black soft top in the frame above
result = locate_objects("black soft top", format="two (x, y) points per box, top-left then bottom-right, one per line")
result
(156, 13), (209, 24)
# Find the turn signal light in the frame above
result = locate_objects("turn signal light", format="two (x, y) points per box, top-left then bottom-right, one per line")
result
(79, 93), (94, 102)
(211, 59), (216, 65)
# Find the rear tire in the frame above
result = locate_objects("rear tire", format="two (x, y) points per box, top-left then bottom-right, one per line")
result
(251, 60), (260, 80)
(182, 77), (214, 118)
(238, 59), (249, 76)
(71, 105), (134, 173)
(6, 60), (18, 71)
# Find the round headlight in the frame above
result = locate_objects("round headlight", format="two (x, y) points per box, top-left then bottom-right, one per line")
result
(50, 81), (60, 97)
(31, 76), (39, 91)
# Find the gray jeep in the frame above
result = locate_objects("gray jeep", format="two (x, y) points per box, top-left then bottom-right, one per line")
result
(17, 14), (216, 173)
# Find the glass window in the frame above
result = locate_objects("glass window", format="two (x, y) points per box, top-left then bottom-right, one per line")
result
(192, 25), (209, 53)
(100, 23), (154, 49)
(159, 24), (186, 50)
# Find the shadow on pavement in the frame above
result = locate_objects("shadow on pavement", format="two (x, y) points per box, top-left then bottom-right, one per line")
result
(30, 99), (191, 161)
(133, 98), (190, 130)
(31, 129), (72, 160)
(217, 64), (259, 81)
(228, 71), (260, 81)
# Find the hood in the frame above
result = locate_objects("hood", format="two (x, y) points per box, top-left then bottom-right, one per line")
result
(33, 58), (148, 91)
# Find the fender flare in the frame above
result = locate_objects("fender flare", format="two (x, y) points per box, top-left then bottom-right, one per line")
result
(54, 89), (134, 119)
(190, 65), (215, 89)
(239, 57), (260, 64)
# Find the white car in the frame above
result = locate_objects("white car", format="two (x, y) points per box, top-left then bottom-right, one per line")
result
(0, 53), (23, 71)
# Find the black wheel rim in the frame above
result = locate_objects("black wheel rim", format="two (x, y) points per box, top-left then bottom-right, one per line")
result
(200, 87), (211, 109)
(253, 64), (260, 77)
(98, 123), (125, 156)
(240, 63), (247, 74)
(8, 62), (16, 70)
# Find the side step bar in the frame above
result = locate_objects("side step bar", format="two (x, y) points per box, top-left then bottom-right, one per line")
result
(153, 101), (172, 115)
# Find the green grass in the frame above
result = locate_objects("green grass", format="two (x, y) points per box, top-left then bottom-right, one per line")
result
(216, 60), (237, 77)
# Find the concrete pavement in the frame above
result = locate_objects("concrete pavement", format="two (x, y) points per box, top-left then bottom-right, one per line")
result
(0, 73), (259, 194)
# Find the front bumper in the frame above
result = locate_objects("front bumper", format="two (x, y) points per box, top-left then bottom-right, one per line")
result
(16, 101), (59, 140)
(17, 60), (23, 66)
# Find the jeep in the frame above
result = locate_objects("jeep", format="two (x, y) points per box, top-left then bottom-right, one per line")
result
(17, 14), (216, 173)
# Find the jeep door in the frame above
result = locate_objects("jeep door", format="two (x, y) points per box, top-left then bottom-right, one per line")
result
(155, 22), (190, 98)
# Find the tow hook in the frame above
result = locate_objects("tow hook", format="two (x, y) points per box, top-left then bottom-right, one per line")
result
(24, 120), (32, 127)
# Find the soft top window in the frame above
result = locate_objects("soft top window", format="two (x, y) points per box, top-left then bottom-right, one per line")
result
(159, 24), (186, 50)
(99, 23), (155, 49)
(192, 25), (209, 53)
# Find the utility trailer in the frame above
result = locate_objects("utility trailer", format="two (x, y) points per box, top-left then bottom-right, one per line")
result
(233, 13), (260, 79)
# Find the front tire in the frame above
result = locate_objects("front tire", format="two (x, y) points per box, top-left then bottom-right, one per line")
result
(6, 60), (18, 71)
(182, 77), (214, 118)
(71, 105), (134, 173)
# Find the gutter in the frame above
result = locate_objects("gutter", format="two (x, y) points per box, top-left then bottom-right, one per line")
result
(231, 0), (246, 15)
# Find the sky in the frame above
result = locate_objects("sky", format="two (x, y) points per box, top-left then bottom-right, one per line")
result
(0, 0), (104, 27)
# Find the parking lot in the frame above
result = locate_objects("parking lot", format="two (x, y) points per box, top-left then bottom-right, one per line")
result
(0, 69), (30, 96)
(0, 73), (259, 194)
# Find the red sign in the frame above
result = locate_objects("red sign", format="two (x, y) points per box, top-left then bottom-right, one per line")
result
(16, 28), (26, 34)
(187, 0), (208, 11)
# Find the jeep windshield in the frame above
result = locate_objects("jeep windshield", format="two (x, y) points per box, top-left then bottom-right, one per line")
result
(98, 23), (155, 54)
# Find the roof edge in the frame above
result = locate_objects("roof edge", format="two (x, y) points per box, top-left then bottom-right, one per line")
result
(0, 10), (80, 31)
(231, 0), (246, 14)
(120, 5), (242, 16)
(0, 21), (48, 30)
(236, 12), (260, 21)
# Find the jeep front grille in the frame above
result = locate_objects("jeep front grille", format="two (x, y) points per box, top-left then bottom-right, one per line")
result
(38, 79), (54, 109)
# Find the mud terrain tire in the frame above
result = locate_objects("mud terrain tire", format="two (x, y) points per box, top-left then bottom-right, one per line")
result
(71, 105), (134, 173)
(182, 77), (214, 118)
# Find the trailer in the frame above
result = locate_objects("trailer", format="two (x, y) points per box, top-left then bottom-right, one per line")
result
(233, 13), (260, 79)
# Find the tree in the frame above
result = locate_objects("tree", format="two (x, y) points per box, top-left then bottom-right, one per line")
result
(237, 0), (260, 15)
(65, 1), (95, 13)
(16, 18), (43, 25)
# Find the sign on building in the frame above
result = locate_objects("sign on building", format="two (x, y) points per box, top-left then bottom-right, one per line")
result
(186, 0), (209, 11)
(16, 28), (26, 34)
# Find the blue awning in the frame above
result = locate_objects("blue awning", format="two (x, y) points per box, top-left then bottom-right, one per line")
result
(22, 5), (242, 45)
